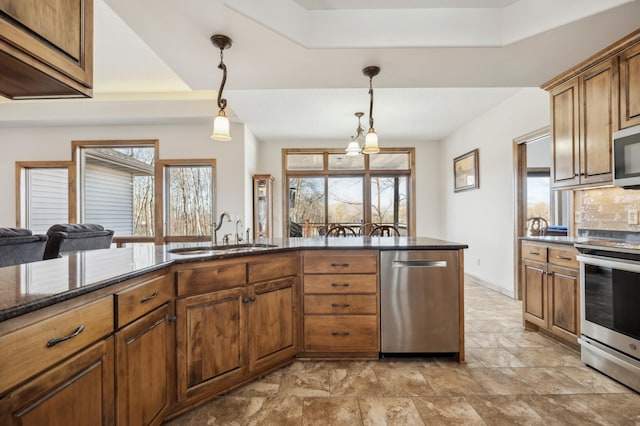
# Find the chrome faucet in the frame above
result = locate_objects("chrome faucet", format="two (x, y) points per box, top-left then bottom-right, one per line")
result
(235, 219), (244, 244)
(212, 212), (231, 245)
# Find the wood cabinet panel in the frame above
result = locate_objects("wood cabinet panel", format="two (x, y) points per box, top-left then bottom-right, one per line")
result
(0, 296), (113, 394)
(304, 295), (377, 315)
(115, 273), (173, 328)
(249, 278), (296, 372)
(548, 265), (579, 341)
(548, 245), (579, 269)
(303, 251), (377, 274)
(176, 261), (246, 296)
(523, 261), (547, 328)
(176, 287), (246, 401)
(0, 338), (114, 425)
(303, 274), (377, 294)
(303, 316), (378, 352)
(579, 57), (617, 185)
(248, 251), (298, 283)
(521, 242), (548, 263)
(0, 0), (93, 99)
(620, 41), (640, 128)
(550, 79), (580, 188)
(116, 304), (172, 426)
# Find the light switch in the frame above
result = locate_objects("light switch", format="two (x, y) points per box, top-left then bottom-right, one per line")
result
(628, 210), (638, 225)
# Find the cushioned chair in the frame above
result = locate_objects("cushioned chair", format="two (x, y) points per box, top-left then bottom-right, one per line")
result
(0, 228), (48, 267)
(43, 224), (114, 260)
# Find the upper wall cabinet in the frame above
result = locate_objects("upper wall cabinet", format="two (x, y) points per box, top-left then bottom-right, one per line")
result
(0, 0), (93, 99)
(543, 29), (640, 189)
(620, 41), (640, 128)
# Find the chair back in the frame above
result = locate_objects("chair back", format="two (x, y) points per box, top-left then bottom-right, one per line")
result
(526, 217), (548, 236)
(44, 224), (114, 260)
(325, 225), (357, 237)
(0, 228), (48, 267)
(369, 225), (400, 237)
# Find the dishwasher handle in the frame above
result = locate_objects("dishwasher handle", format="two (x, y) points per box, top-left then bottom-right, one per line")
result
(392, 260), (448, 268)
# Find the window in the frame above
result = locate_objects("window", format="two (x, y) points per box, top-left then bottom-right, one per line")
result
(284, 149), (414, 237)
(17, 162), (71, 234)
(161, 160), (216, 240)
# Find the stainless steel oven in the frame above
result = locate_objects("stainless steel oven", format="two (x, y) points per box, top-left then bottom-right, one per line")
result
(575, 241), (640, 392)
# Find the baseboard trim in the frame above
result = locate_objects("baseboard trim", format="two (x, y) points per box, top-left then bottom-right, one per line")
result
(465, 273), (515, 299)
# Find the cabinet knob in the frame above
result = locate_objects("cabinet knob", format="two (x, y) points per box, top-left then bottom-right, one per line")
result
(242, 297), (250, 304)
(249, 296), (257, 302)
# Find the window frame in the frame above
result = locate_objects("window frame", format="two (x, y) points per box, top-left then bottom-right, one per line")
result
(282, 148), (416, 238)
(157, 158), (217, 243)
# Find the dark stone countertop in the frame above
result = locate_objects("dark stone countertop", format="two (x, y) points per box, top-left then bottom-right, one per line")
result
(0, 237), (467, 322)
(518, 235), (593, 246)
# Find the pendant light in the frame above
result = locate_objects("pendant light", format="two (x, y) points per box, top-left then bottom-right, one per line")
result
(362, 66), (380, 154)
(210, 34), (233, 141)
(345, 112), (365, 156)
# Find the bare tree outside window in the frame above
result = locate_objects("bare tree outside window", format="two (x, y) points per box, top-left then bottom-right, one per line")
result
(166, 165), (213, 236)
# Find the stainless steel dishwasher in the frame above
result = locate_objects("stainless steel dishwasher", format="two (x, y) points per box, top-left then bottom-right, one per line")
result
(380, 250), (459, 353)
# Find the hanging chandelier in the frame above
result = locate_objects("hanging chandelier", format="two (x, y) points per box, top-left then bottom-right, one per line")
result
(210, 34), (233, 141)
(362, 66), (380, 154)
(345, 112), (365, 156)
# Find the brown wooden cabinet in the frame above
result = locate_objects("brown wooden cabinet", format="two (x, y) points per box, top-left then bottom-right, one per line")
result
(114, 273), (175, 426)
(620, 41), (640, 129)
(0, 0), (93, 99)
(301, 250), (379, 357)
(521, 240), (580, 346)
(549, 58), (617, 189)
(0, 338), (115, 425)
(543, 29), (640, 189)
(174, 253), (298, 409)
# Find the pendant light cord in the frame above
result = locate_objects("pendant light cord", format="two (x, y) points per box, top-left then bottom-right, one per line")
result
(217, 48), (228, 111)
(368, 76), (374, 129)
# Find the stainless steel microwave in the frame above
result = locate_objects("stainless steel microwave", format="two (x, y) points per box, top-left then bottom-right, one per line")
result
(613, 124), (640, 188)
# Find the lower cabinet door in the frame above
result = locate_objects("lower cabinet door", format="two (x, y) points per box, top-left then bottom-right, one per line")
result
(116, 304), (173, 426)
(0, 338), (115, 426)
(249, 278), (297, 372)
(175, 287), (247, 402)
(523, 261), (547, 328)
(548, 265), (580, 342)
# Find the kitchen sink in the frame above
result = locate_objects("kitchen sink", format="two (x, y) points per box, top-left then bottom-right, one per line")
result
(169, 243), (277, 255)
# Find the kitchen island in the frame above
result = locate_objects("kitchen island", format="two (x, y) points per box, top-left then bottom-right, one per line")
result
(0, 237), (467, 424)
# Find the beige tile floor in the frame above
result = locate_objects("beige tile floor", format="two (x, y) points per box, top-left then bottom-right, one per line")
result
(166, 280), (640, 425)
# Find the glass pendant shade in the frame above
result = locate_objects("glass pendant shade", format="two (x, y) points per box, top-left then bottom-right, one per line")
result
(345, 139), (362, 156)
(362, 128), (380, 154)
(211, 111), (231, 141)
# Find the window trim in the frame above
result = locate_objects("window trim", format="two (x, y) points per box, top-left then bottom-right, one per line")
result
(282, 147), (416, 238)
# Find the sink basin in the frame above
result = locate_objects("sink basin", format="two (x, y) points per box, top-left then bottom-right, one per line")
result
(169, 243), (277, 255)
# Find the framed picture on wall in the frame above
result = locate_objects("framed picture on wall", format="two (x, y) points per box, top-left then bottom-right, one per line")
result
(453, 148), (479, 192)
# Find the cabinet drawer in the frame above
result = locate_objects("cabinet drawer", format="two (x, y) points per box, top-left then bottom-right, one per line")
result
(522, 242), (548, 262)
(248, 252), (299, 283)
(303, 251), (377, 274)
(548, 246), (579, 269)
(304, 274), (377, 294)
(176, 261), (246, 296)
(304, 316), (378, 352)
(0, 296), (113, 394)
(115, 273), (173, 328)
(304, 295), (377, 315)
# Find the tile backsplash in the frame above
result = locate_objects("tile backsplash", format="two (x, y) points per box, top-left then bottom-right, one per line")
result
(575, 186), (640, 232)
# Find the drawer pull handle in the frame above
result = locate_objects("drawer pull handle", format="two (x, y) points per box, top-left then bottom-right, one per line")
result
(331, 303), (350, 308)
(331, 263), (350, 267)
(47, 325), (85, 348)
(331, 283), (350, 287)
(556, 255), (572, 261)
(331, 331), (350, 336)
(528, 251), (540, 255)
(140, 291), (158, 303)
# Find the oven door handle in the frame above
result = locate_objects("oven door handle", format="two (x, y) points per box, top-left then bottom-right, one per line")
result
(577, 254), (640, 274)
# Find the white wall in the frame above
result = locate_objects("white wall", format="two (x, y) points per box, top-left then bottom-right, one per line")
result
(0, 122), (249, 238)
(441, 88), (550, 297)
(257, 138), (443, 238)
(243, 125), (258, 237)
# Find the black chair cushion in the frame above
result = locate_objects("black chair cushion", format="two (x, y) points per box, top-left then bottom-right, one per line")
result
(44, 224), (114, 260)
(0, 228), (48, 267)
